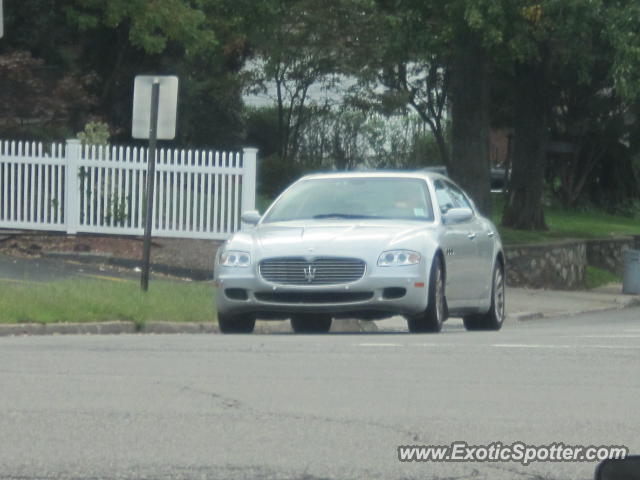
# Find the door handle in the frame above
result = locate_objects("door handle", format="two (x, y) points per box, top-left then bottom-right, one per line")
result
(487, 231), (495, 238)
(467, 232), (477, 240)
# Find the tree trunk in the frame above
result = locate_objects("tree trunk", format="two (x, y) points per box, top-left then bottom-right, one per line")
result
(433, 127), (450, 168)
(275, 74), (286, 161)
(502, 60), (549, 230)
(449, 38), (491, 216)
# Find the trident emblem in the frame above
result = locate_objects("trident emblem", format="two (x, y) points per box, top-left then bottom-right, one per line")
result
(303, 265), (317, 282)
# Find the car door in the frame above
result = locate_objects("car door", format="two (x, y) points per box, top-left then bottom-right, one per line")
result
(443, 180), (486, 300)
(471, 215), (498, 300)
(434, 180), (476, 303)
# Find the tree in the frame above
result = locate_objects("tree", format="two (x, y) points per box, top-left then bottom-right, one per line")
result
(448, 30), (492, 216)
(246, 0), (345, 165)
(65, 0), (216, 56)
(297, 108), (433, 170)
(501, 0), (640, 229)
(65, 0), (233, 144)
(334, 0), (506, 215)
(0, 51), (97, 139)
(342, 2), (451, 168)
(546, 58), (630, 209)
(2, 0), (253, 147)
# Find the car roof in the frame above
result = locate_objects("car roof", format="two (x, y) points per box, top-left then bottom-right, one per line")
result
(297, 170), (449, 183)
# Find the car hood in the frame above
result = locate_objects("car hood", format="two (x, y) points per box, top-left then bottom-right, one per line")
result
(230, 220), (438, 258)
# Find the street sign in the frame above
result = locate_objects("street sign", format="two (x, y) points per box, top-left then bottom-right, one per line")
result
(132, 75), (179, 291)
(132, 75), (179, 140)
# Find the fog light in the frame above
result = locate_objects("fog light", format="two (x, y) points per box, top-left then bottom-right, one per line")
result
(382, 287), (407, 299)
(225, 288), (248, 300)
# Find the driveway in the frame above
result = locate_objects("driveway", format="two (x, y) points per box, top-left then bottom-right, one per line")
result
(0, 252), (148, 283)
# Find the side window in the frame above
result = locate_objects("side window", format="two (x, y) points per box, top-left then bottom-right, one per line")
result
(434, 180), (455, 214)
(445, 181), (473, 211)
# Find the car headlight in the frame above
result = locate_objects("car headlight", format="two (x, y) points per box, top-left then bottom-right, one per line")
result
(377, 249), (421, 267)
(219, 250), (251, 267)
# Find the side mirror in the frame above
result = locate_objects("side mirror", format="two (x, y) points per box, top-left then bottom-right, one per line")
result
(241, 210), (261, 225)
(442, 207), (473, 224)
(595, 456), (640, 480)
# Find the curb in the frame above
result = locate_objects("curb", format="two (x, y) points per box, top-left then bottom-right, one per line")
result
(508, 295), (640, 322)
(0, 321), (139, 337)
(0, 319), (376, 337)
(43, 251), (212, 281)
(0, 321), (218, 337)
(509, 311), (544, 321)
(141, 322), (218, 334)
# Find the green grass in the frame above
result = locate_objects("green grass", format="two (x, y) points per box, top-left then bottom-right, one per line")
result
(0, 277), (216, 325)
(584, 265), (620, 290)
(491, 195), (640, 245)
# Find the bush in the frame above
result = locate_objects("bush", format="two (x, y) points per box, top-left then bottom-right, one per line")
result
(77, 121), (110, 146)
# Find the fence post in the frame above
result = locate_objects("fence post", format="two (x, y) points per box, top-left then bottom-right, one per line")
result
(65, 139), (81, 234)
(241, 147), (258, 214)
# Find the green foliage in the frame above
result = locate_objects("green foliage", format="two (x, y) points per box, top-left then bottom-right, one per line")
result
(604, 0), (640, 100)
(65, 0), (217, 56)
(298, 108), (443, 170)
(178, 72), (246, 149)
(245, 0), (349, 165)
(0, 1), (75, 66)
(256, 194), (275, 213)
(2, 0), (251, 146)
(77, 121), (111, 146)
(0, 50), (98, 140)
(247, 104), (444, 199)
(104, 193), (130, 226)
(3, 0), (640, 229)
(244, 107), (280, 159)
(258, 153), (304, 200)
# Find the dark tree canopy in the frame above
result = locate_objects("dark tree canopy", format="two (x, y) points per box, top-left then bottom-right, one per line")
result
(1, 0), (639, 223)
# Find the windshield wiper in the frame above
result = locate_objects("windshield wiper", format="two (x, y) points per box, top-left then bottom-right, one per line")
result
(312, 213), (386, 219)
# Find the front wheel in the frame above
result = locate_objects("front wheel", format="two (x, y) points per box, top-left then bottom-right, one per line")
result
(463, 261), (505, 331)
(291, 314), (332, 333)
(407, 255), (446, 333)
(217, 313), (256, 334)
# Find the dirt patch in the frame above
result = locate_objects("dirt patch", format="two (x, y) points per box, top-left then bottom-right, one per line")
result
(0, 231), (222, 272)
(0, 232), (144, 259)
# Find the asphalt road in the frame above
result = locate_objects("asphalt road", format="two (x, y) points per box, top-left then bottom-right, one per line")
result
(0, 252), (165, 283)
(1, 309), (639, 480)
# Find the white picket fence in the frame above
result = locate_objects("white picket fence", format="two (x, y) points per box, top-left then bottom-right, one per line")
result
(0, 139), (257, 239)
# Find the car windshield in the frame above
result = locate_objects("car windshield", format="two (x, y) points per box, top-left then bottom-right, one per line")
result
(262, 177), (435, 223)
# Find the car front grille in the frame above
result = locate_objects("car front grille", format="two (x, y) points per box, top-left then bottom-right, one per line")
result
(259, 257), (366, 285)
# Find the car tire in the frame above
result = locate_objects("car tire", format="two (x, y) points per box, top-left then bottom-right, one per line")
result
(407, 255), (446, 333)
(217, 313), (256, 334)
(463, 261), (505, 331)
(290, 314), (332, 334)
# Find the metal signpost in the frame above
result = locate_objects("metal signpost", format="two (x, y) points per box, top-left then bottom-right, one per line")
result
(132, 75), (179, 291)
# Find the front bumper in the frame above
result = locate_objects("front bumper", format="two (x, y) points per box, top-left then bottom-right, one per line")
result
(215, 266), (430, 319)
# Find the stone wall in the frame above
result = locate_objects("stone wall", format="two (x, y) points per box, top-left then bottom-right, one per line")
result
(586, 237), (635, 276)
(505, 236), (637, 289)
(505, 240), (587, 289)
